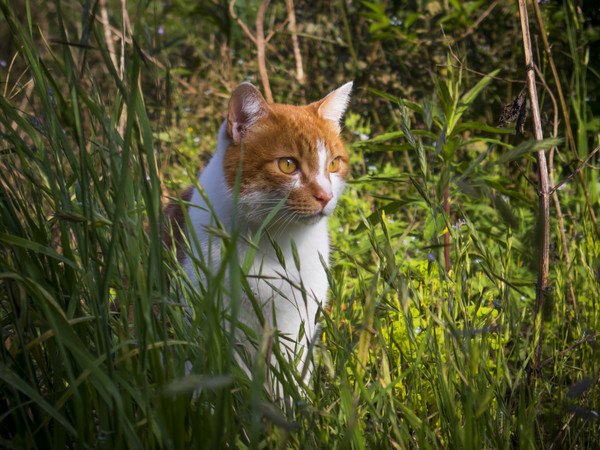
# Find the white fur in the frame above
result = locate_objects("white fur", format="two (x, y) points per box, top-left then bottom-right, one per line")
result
(183, 122), (334, 374)
(318, 81), (353, 131)
(317, 139), (344, 216)
(316, 140), (333, 198)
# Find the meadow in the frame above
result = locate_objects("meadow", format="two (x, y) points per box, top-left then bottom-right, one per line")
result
(0, 1), (598, 448)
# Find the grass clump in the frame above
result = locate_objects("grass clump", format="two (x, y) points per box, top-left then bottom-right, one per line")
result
(1, 1), (599, 448)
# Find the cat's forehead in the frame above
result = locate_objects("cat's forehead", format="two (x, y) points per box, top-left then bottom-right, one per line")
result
(255, 103), (344, 153)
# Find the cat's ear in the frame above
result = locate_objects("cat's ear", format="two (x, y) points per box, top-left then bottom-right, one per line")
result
(227, 82), (268, 144)
(314, 81), (353, 133)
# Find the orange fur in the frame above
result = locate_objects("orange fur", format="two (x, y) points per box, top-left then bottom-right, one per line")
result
(223, 103), (349, 217)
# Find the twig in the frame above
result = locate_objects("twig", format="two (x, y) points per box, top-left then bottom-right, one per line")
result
(285, 0), (304, 85)
(531, 0), (599, 237)
(539, 332), (599, 368)
(518, 0), (551, 374)
(535, 64), (577, 314)
(550, 146), (600, 195)
(530, 0), (576, 156)
(99, 0), (118, 70)
(229, 0), (257, 45)
(229, 0), (273, 102)
(255, 0), (273, 102)
(117, 0), (128, 137)
(94, 16), (196, 93)
(454, 0), (499, 42)
(265, 18), (288, 43)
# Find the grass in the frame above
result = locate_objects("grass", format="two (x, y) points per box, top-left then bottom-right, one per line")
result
(1, 1), (599, 448)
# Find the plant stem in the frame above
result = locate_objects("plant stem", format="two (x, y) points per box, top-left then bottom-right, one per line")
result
(534, 64), (577, 315)
(444, 186), (450, 272)
(530, 0), (599, 237)
(285, 0), (304, 86)
(256, 0), (273, 103)
(517, 0), (550, 373)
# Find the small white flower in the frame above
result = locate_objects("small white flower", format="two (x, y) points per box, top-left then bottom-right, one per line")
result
(359, 133), (370, 141)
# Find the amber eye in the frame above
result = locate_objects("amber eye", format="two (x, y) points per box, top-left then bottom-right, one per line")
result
(277, 157), (299, 174)
(329, 157), (342, 173)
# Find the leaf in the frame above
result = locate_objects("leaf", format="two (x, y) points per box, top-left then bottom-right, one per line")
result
(460, 69), (500, 106)
(0, 364), (77, 437)
(498, 137), (563, 163)
(0, 233), (79, 270)
(163, 374), (234, 395)
(452, 121), (515, 136)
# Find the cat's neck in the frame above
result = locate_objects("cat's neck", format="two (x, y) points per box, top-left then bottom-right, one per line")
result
(196, 121), (234, 230)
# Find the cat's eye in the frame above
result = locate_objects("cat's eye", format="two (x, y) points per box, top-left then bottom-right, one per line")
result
(329, 157), (342, 173)
(278, 157), (299, 174)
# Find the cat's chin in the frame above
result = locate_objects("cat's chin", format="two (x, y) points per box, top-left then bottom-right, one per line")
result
(296, 211), (328, 225)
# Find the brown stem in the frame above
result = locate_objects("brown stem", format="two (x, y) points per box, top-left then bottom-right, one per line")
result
(550, 146), (600, 195)
(518, 0), (550, 373)
(530, 0), (599, 237)
(256, 0), (273, 103)
(534, 65), (577, 315)
(99, 0), (118, 69)
(444, 187), (450, 273)
(530, 0), (576, 156)
(229, 0), (257, 45)
(285, 0), (304, 85)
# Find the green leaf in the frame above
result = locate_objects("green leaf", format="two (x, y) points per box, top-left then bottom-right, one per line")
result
(0, 364), (78, 437)
(498, 137), (563, 163)
(452, 121), (515, 136)
(0, 233), (79, 270)
(460, 69), (500, 106)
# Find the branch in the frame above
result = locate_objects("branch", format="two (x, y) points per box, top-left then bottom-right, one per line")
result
(518, 0), (551, 373)
(255, 0), (273, 102)
(550, 146), (600, 195)
(229, 0), (257, 45)
(535, 64), (577, 314)
(285, 0), (304, 85)
(530, 0), (599, 237)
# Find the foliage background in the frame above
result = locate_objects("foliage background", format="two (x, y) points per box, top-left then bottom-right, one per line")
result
(0, 0), (598, 448)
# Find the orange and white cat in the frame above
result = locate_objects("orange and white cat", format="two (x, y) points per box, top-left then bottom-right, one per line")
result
(180, 81), (352, 370)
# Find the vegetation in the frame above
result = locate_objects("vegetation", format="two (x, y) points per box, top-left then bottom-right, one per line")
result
(0, 0), (598, 448)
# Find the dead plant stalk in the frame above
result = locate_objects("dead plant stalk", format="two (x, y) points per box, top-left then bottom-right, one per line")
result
(517, 0), (550, 372)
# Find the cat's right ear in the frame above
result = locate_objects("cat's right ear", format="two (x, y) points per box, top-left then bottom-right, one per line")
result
(227, 82), (268, 144)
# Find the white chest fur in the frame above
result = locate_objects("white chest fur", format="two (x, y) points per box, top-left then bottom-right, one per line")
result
(182, 123), (330, 351)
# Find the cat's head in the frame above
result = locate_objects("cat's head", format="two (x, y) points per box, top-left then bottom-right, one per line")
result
(223, 82), (352, 225)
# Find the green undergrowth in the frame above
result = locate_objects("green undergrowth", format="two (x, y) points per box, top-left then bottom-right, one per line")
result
(1, 1), (598, 449)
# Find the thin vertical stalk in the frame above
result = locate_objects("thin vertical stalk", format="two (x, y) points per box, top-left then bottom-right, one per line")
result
(444, 187), (450, 272)
(534, 64), (578, 315)
(517, 0), (550, 372)
(285, 0), (304, 85)
(256, 0), (273, 102)
(530, 0), (599, 237)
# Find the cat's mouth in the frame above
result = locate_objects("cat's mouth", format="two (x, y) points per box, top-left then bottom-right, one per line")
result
(294, 209), (329, 223)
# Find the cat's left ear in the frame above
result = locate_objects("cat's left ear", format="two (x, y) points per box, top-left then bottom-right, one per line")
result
(314, 81), (353, 133)
(227, 82), (269, 144)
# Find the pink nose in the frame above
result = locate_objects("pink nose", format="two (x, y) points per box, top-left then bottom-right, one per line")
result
(313, 188), (333, 208)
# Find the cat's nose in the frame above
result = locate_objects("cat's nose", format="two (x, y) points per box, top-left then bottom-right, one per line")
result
(313, 188), (333, 208)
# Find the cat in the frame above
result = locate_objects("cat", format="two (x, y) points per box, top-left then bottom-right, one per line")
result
(169, 81), (352, 375)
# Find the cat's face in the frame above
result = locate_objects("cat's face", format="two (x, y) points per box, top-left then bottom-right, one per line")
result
(223, 82), (352, 225)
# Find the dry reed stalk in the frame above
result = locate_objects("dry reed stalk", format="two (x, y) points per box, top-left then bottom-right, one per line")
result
(517, 0), (551, 372)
